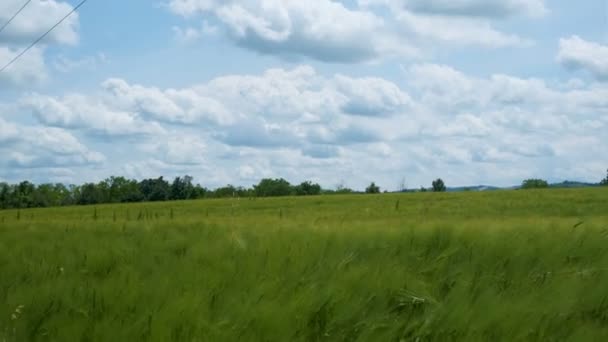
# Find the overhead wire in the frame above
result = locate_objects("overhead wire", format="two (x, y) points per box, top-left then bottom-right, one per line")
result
(0, 0), (90, 74)
(0, 0), (33, 36)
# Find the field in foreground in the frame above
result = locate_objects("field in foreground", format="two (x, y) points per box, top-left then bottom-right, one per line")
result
(1, 188), (608, 341)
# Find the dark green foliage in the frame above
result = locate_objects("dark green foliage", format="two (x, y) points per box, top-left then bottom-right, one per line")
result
(601, 169), (608, 186)
(521, 179), (549, 189)
(294, 181), (322, 196)
(170, 176), (195, 200)
(76, 183), (105, 205)
(365, 182), (380, 194)
(254, 178), (293, 197)
(106, 176), (144, 203)
(139, 177), (170, 201)
(432, 178), (446, 192)
(213, 185), (251, 198)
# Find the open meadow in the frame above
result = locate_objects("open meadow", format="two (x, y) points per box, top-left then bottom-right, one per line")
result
(1, 188), (608, 341)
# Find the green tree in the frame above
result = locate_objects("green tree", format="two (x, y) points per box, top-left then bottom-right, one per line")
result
(365, 182), (380, 194)
(294, 181), (322, 196)
(521, 179), (549, 189)
(105, 176), (143, 203)
(14, 181), (36, 208)
(170, 176), (195, 200)
(254, 178), (293, 197)
(77, 183), (105, 205)
(139, 177), (170, 201)
(432, 179), (446, 192)
(601, 169), (608, 186)
(0, 183), (10, 209)
(214, 185), (238, 198)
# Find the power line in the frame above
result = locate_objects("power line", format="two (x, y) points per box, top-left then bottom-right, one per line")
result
(0, 0), (32, 36)
(0, 0), (89, 74)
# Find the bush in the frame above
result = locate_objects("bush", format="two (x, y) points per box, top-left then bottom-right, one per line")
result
(521, 179), (549, 189)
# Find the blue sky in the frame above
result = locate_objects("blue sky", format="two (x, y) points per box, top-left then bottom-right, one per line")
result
(1, 0), (607, 190)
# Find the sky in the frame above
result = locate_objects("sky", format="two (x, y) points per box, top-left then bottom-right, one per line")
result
(0, 0), (607, 190)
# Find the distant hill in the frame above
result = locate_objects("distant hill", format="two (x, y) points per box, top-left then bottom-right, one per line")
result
(439, 181), (598, 192)
(396, 181), (601, 193)
(549, 181), (599, 188)
(447, 185), (502, 192)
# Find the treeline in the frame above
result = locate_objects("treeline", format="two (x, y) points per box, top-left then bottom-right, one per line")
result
(0, 176), (342, 210)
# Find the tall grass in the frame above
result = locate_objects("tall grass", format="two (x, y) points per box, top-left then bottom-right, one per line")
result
(0, 188), (607, 340)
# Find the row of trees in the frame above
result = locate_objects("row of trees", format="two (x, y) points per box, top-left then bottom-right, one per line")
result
(0, 177), (328, 210)
(3, 170), (604, 210)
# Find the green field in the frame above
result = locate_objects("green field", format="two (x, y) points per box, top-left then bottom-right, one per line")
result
(1, 188), (608, 341)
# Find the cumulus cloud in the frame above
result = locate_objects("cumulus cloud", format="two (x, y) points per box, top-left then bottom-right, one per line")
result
(19, 93), (165, 137)
(334, 75), (412, 116)
(558, 36), (608, 81)
(0, 47), (47, 86)
(166, 0), (542, 63)
(6, 64), (608, 187)
(0, 118), (105, 169)
(167, 0), (416, 62)
(0, 0), (81, 87)
(393, 11), (532, 47)
(0, 0), (79, 46)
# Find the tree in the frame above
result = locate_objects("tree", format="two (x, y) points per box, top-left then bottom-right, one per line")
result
(139, 177), (170, 201)
(77, 183), (104, 205)
(170, 175), (195, 200)
(14, 181), (36, 208)
(601, 169), (608, 186)
(521, 179), (549, 189)
(106, 176), (143, 203)
(365, 182), (380, 194)
(254, 178), (293, 197)
(213, 185), (238, 198)
(432, 179), (446, 192)
(0, 183), (10, 209)
(294, 181), (321, 196)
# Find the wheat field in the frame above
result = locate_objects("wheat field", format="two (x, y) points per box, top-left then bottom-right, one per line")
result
(1, 188), (608, 341)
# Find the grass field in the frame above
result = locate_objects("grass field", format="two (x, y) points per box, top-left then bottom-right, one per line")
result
(1, 188), (608, 341)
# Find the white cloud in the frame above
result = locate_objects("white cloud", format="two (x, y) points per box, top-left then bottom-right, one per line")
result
(172, 22), (218, 43)
(0, 0), (79, 46)
(0, 118), (105, 169)
(333, 75), (412, 116)
(167, 0), (417, 62)
(393, 11), (532, 47)
(166, 0), (543, 63)
(53, 53), (108, 73)
(0, 0), (82, 87)
(558, 36), (608, 81)
(362, 0), (547, 18)
(0, 47), (47, 86)
(6, 64), (608, 187)
(20, 93), (166, 136)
